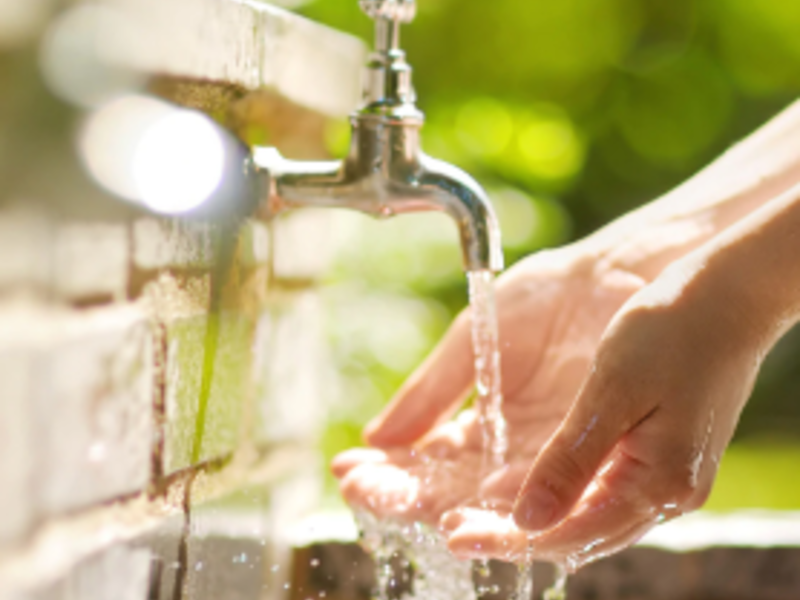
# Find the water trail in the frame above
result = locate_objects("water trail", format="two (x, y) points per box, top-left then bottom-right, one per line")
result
(467, 270), (508, 473)
(542, 565), (568, 600)
(356, 510), (476, 600)
(513, 562), (534, 600)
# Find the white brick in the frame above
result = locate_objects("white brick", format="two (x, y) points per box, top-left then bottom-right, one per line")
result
(0, 210), (129, 302)
(238, 220), (270, 267)
(254, 293), (330, 444)
(54, 222), (129, 301)
(0, 347), (35, 545)
(161, 311), (251, 474)
(272, 210), (335, 281)
(133, 218), (214, 270)
(104, 0), (365, 117)
(36, 305), (154, 513)
(0, 303), (154, 516)
(146, 272), (252, 474)
(0, 208), (51, 292)
(23, 545), (152, 600)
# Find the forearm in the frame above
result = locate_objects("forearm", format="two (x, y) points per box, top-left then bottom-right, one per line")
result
(580, 100), (800, 282)
(659, 182), (800, 355)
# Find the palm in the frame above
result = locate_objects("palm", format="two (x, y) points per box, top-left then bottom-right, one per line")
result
(333, 248), (645, 527)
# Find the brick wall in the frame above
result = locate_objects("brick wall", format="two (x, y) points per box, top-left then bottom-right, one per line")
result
(0, 195), (339, 600)
(0, 1), (367, 596)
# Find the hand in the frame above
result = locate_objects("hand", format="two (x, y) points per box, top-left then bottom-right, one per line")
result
(444, 256), (766, 568)
(331, 245), (645, 532)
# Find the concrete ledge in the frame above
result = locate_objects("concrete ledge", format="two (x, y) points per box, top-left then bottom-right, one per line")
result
(285, 510), (800, 600)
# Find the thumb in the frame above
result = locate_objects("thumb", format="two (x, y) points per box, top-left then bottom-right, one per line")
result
(364, 311), (474, 448)
(512, 373), (643, 531)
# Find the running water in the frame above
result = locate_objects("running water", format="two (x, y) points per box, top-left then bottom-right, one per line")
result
(543, 566), (568, 600)
(353, 269), (551, 600)
(467, 270), (508, 472)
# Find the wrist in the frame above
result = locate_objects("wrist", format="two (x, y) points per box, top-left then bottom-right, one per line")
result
(655, 187), (800, 357)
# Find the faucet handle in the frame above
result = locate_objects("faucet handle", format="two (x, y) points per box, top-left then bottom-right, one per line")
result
(359, 0), (416, 24)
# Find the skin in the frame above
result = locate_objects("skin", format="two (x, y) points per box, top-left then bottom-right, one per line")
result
(333, 100), (800, 568)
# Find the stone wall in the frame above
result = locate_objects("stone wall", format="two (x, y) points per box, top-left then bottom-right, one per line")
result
(0, 195), (342, 600)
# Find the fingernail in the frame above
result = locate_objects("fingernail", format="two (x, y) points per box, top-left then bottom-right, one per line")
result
(513, 487), (558, 531)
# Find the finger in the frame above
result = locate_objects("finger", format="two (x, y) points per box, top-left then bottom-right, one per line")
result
(439, 508), (469, 534)
(521, 453), (664, 567)
(524, 440), (715, 568)
(364, 311), (474, 447)
(331, 448), (389, 478)
(447, 509), (529, 562)
(340, 462), (422, 520)
(479, 463), (530, 500)
(340, 457), (482, 525)
(415, 419), (467, 460)
(512, 372), (650, 531)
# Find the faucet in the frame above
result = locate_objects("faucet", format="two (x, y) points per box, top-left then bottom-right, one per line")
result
(252, 0), (503, 273)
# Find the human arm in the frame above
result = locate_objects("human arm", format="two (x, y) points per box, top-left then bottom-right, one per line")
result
(364, 99), (800, 449)
(445, 180), (800, 567)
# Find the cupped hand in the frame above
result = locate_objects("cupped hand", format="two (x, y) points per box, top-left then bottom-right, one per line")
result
(331, 245), (646, 532)
(444, 259), (766, 568)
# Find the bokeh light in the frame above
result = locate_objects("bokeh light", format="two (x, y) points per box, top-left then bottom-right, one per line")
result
(79, 95), (226, 214)
(39, 5), (145, 108)
(301, 0), (800, 501)
(133, 110), (225, 214)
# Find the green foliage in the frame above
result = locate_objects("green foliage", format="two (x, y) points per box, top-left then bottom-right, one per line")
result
(304, 0), (800, 506)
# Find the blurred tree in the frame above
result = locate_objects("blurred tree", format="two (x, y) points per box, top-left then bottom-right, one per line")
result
(301, 0), (800, 493)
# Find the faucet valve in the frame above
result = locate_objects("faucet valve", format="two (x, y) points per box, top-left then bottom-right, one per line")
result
(359, 0), (416, 24)
(359, 0), (421, 120)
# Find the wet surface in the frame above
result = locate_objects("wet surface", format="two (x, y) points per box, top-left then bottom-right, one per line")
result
(287, 541), (800, 600)
(13, 484), (290, 600)
(13, 502), (800, 600)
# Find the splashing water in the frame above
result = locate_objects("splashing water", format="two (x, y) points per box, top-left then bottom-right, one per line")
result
(468, 270), (508, 472)
(543, 565), (568, 600)
(357, 510), (476, 600)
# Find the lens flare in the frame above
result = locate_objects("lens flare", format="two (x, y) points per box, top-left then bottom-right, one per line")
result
(132, 111), (225, 214)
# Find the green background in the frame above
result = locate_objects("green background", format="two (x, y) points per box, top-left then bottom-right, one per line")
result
(299, 0), (800, 510)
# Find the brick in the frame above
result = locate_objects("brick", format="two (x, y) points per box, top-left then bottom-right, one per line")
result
(253, 292), (330, 445)
(21, 545), (152, 600)
(105, 0), (365, 117)
(147, 273), (253, 474)
(133, 218), (215, 270)
(54, 222), (129, 302)
(0, 209), (129, 302)
(272, 210), (336, 282)
(0, 208), (51, 293)
(0, 303), (153, 531)
(0, 342), (34, 545)
(35, 305), (154, 513)
(238, 220), (270, 268)
(162, 312), (252, 473)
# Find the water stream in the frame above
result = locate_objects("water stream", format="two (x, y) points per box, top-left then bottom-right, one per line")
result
(467, 271), (508, 473)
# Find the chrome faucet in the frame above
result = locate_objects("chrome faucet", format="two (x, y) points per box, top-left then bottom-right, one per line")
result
(253, 0), (503, 273)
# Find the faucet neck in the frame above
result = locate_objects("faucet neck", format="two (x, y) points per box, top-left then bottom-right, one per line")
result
(358, 3), (423, 123)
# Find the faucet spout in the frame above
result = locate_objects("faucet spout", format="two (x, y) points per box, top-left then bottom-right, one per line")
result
(417, 155), (503, 273)
(253, 120), (503, 273)
(251, 0), (503, 273)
